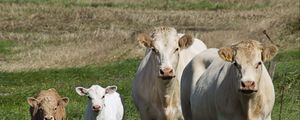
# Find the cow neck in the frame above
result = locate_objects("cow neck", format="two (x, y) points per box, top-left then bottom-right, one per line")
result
(149, 50), (180, 108)
(239, 92), (263, 120)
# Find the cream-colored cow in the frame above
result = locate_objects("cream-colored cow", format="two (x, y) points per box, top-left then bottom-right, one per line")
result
(181, 40), (277, 120)
(132, 27), (207, 120)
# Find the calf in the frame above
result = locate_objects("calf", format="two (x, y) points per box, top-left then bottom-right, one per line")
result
(27, 88), (69, 120)
(76, 85), (124, 120)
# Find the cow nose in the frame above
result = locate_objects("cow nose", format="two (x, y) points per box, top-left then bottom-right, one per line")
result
(240, 81), (255, 90)
(44, 116), (54, 120)
(159, 68), (173, 76)
(92, 105), (101, 111)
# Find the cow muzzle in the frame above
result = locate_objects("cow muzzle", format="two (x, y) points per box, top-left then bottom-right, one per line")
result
(239, 81), (257, 94)
(44, 116), (54, 120)
(92, 105), (101, 112)
(159, 68), (175, 80)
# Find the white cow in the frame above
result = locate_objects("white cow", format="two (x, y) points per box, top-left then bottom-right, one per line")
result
(180, 48), (219, 119)
(181, 40), (278, 120)
(132, 27), (207, 120)
(76, 85), (124, 120)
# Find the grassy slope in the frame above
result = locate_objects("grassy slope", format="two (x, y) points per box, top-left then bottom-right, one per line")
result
(0, 0), (298, 71)
(0, 51), (299, 119)
(0, 32), (299, 119)
(0, 0), (299, 119)
(0, 0), (272, 10)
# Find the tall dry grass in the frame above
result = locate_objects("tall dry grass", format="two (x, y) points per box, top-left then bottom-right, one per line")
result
(0, 0), (299, 71)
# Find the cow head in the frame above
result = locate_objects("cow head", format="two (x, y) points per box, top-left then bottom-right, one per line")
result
(218, 40), (278, 95)
(27, 90), (69, 120)
(76, 85), (117, 112)
(138, 27), (194, 80)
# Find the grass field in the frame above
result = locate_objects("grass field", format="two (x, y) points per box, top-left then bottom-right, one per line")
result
(0, 51), (299, 119)
(0, 0), (299, 119)
(0, 58), (141, 119)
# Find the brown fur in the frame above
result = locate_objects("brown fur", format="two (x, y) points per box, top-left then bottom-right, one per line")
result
(27, 88), (69, 120)
(218, 47), (234, 62)
(137, 33), (153, 48)
(261, 44), (278, 62)
(178, 34), (193, 49)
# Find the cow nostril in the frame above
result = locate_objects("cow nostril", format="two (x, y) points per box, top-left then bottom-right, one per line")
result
(241, 81), (255, 88)
(93, 105), (100, 110)
(169, 69), (173, 74)
(240, 81), (246, 87)
(159, 69), (164, 75)
(44, 116), (53, 120)
(251, 81), (255, 86)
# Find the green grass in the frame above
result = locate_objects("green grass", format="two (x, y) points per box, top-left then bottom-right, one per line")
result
(272, 50), (300, 120)
(0, 58), (140, 120)
(0, 50), (299, 119)
(0, 40), (14, 55)
(0, 40), (15, 61)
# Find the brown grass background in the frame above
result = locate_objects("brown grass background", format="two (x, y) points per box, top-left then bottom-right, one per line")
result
(0, 0), (299, 71)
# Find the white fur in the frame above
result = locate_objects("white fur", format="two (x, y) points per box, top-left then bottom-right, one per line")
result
(132, 27), (207, 120)
(181, 47), (275, 120)
(76, 85), (124, 120)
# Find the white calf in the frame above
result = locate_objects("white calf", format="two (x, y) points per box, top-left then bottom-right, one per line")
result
(76, 85), (124, 120)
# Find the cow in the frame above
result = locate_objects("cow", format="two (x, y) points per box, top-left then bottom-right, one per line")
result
(181, 40), (278, 120)
(132, 27), (207, 120)
(180, 48), (219, 120)
(27, 88), (69, 120)
(75, 85), (124, 120)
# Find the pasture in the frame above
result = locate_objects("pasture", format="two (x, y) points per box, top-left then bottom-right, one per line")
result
(0, 0), (299, 119)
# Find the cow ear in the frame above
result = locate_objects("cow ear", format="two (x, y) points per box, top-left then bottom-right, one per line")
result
(137, 33), (153, 48)
(178, 34), (193, 49)
(218, 47), (234, 62)
(27, 97), (39, 107)
(59, 97), (69, 106)
(75, 87), (88, 96)
(262, 44), (278, 62)
(105, 85), (117, 94)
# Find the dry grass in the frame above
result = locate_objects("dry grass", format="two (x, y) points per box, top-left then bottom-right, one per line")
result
(0, 0), (299, 71)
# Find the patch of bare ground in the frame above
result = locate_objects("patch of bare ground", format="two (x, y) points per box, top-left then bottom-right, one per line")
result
(0, 0), (299, 71)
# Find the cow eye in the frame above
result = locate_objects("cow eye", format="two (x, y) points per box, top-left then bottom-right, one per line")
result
(152, 48), (158, 53)
(54, 107), (57, 111)
(102, 96), (105, 99)
(258, 62), (262, 65)
(256, 62), (262, 69)
(88, 96), (92, 99)
(174, 48), (179, 53)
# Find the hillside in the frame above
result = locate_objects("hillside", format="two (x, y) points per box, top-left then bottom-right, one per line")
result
(0, 0), (299, 119)
(0, 0), (299, 71)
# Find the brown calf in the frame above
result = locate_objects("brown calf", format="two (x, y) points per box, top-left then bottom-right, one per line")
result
(27, 88), (69, 120)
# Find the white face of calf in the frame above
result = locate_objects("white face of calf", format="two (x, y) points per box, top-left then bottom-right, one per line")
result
(138, 27), (194, 80)
(76, 85), (117, 112)
(218, 40), (278, 95)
